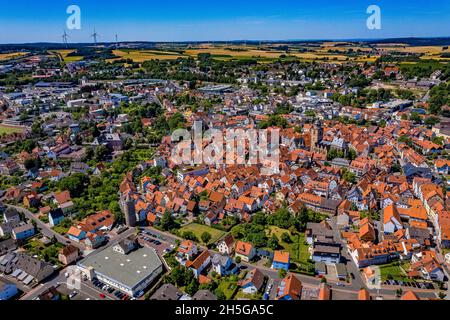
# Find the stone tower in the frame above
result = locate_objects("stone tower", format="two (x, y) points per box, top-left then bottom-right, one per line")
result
(310, 120), (323, 151)
(120, 194), (137, 227)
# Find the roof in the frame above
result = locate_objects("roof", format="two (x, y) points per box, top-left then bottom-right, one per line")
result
(235, 241), (253, 256)
(186, 250), (210, 270)
(150, 283), (182, 300)
(383, 204), (401, 225)
(79, 245), (162, 290)
(276, 274), (302, 300)
(273, 251), (290, 264)
(192, 290), (217, 300)
(54, 190), (71, 204)
(239, 268), (265, 290)
(401, 291), (420, 300)
(358, 288), (370, 300)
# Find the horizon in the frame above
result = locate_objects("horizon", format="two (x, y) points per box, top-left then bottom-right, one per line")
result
(1, 0), (450, 43)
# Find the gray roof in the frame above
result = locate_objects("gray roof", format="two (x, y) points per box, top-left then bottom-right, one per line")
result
(79, 245), (162, 290)
(151, 283), (182, 300)
(193, 290), (217, 300)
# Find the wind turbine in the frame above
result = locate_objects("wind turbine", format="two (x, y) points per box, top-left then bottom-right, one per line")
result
(91, 29), (99, 45)
(62, 30), (70, 48)
(115, 34), (119, 49)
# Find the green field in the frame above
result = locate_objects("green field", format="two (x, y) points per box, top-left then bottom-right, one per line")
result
(178, 223), (226, 245)
(0, 125), (24, 135)
(379, 262), (411, 282)
(266, 226), (313, 273)
(217, 280), (239, 300)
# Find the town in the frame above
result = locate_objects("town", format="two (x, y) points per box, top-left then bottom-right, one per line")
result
(0, 39), (450, 302)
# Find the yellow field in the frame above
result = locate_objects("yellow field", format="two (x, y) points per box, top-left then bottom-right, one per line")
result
(110, 49), (185, 62)
(50, 50), (83, 62)
(0, 52), (28, 61)
(376, 45), (450, 60)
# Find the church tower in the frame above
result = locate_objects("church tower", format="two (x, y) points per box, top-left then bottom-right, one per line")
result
(120, 194), (137, 227)
(310, 120), (323, 151)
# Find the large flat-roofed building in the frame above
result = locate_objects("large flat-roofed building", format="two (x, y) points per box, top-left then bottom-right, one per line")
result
(77, 241), (163, 297)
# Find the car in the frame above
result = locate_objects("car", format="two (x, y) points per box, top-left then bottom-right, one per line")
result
(69, 291), (78, 299)
(336, 283), (345, 287)
(64, 272), (69, 278)
(99, 293), (106, 299)
(350, 273), (355, 280)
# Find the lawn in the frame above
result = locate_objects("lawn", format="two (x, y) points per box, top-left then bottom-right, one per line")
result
(0, 125), (25, 135)
(379, 262), (412, 282)
(266, 226), (313, 274)
(217, 280), (238, 300)
(23, 239), (64, 265)
(178, 223), (226, 245)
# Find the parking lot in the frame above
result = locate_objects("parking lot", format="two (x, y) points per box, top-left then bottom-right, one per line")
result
(382, 279), (435, 290)
(138, 231), (174, 257)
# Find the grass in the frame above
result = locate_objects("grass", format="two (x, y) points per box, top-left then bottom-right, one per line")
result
(379, 262), (412, 282)
(23, 239), (63, 266)
(50, 50), (83, 63)
(266, 226), (313, 273)
(0, 125), (25, 135)
(178, 223), (226, 245)
(217, 280), (238, 300)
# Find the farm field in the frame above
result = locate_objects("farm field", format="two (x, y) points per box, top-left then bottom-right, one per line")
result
(111, 49), (185, 62)
(0, 52), (28, 61)
(0, 124), (25, 135)
(50, 50), (83, 62)
(178, 223), (226, 244)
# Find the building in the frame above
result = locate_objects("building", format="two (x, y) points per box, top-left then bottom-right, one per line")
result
(12, 223), (35, 241)
(217, 234), (234, 256)
(235, 241), (256, 262)
(48, 208), (64, 227)
(238, 268), (265, 295)
(186, 250), (211, 278)
(272, 251), (290, 271)
(150, 284), (182, 300)
(78, 240), (163, 297)
(276, 274), (302, 300)
(211, 254), (237, 276)
(58, 245), (80, 265)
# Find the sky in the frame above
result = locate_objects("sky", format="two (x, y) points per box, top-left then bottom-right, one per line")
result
(1, 0), (450, 43)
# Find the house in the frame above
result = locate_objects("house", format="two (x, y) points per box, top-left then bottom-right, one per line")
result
(238, 268), (265, 295)
(150, 284), (183, 300)
(211, 254), (237, 276)
(401, 291), (420, 300)
(276, 274), (302, 300)
(12, 223), (35, 240)
(235, 241), (256, 262)
(176, 240), (198, 265)
(67, 226), (87, 242)
(217, 234), (234, 256)
(48, 208), (64, 227)
(192, 290), (217, 300)
(15, 253), (55, 283)
(186, 250), (211, 278)
(3, 208), (21, 224)
(272, 251), (290, 271)
(0, 280), (18, 300)
(58, 245), (80, 265)
(383, 204), (403, 234)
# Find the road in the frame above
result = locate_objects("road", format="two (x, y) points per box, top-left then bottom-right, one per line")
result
(145, 226), (441, 299)
(5, 204), (86, 251)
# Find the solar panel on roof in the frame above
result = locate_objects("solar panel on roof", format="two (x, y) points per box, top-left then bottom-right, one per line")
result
(23, 275), (34, 285)
(11, 268), (22, 277)
(18, 271), (28, 281)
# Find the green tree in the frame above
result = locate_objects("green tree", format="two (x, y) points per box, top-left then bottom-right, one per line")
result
(201, 232), (212, 244)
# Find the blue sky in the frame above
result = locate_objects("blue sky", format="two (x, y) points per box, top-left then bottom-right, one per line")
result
(1, 0), (450, 43)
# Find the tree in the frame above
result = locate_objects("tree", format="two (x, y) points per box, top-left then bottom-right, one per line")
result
(186, 278), (199, 295)
(160, 210), (175, 231)
(235, 256), (241, 264)
(58, 173), (88, 197)
(94, 145), (109, 162)
(281, 232), (292, 243)
(215, 288), (226, 300)
(183, 231), (198, 241)
(201, 232), (212, 244)
(278, 268), (287, 279)
(268, 234), (279, 250)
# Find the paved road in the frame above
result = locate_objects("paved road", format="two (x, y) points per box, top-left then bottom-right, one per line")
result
(145, 226), (441, 299)
(6, 204), (86, 251)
